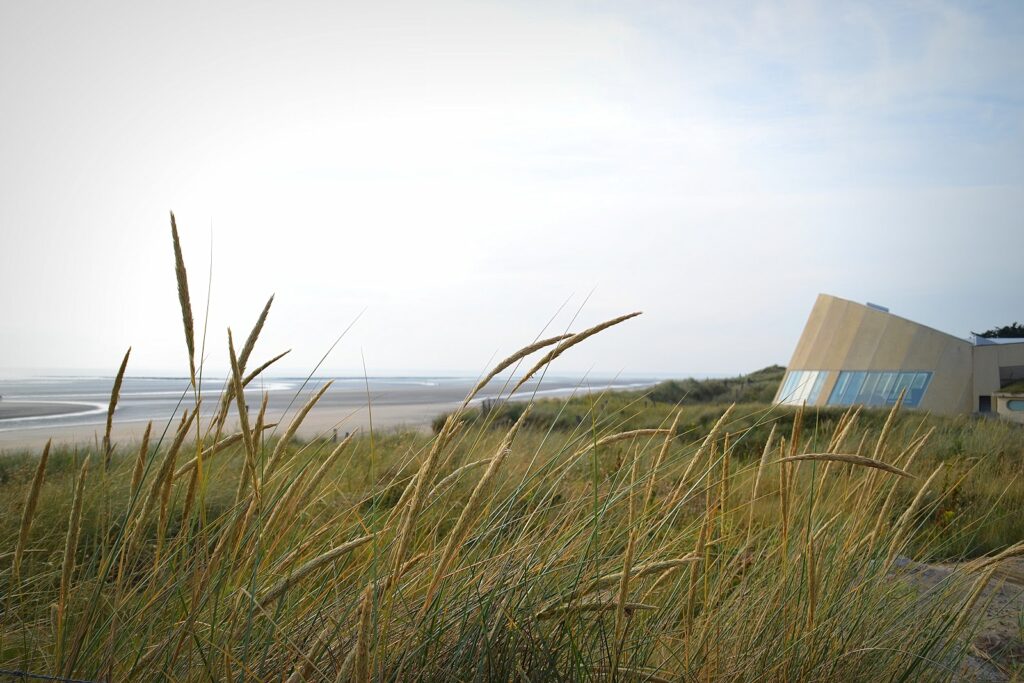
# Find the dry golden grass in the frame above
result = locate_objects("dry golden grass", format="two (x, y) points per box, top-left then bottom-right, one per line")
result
(511, 311), (642, 393)
(11, 438), (49, 586)
(102, 347), (131, 468)
(777, 452), (915, 478)
(169, 211), (196, 386)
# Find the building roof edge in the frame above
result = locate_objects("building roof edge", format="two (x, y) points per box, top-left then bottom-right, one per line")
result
(816, 293), (972, 347)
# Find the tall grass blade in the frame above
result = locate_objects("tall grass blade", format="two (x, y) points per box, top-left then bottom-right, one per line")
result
(102, 347), (131, 468)
(169, 211), (196, 386)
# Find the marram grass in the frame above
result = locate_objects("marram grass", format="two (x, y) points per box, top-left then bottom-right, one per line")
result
(0, 216), (1018, 681)
(1, 391), (1001, 682)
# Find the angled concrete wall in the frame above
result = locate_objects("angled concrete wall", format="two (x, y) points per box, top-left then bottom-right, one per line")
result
(777, 294), (974, 415)
(973, 343), (1024, 411)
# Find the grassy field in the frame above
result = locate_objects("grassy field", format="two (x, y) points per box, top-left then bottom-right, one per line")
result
(446, 366), (1024, 562)
(3, 374), (1022, 681)
(1, 221), (1022, 680)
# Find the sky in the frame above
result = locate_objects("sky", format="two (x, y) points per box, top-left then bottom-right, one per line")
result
(1, 1), (1022, 378)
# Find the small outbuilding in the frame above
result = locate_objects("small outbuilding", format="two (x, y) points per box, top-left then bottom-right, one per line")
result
(775, 294), (1024, 418)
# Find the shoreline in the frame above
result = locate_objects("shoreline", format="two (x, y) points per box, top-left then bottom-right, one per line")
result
(0, 380), (659, 452)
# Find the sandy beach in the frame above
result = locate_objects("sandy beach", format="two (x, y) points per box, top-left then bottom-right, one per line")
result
(0, 401), (458, 452)
(0, 375), (658, 453)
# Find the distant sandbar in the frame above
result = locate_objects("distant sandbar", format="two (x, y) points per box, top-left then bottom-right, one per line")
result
(0, 402), (96, 421)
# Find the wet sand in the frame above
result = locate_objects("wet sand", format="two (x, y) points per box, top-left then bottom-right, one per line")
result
(0, 401), (97, 420)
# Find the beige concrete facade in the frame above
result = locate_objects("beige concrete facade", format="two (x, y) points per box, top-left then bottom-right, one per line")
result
(973, 343), (1024, 413)
(994, 395), (1024, 424)
(775, 294), (1024, 417)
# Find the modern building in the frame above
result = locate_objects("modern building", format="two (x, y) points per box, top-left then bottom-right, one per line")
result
(774, 294), (1024, 422)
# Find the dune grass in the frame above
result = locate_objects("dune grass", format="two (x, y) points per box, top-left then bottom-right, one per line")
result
(449, 383), (1024, 562)
(1, 216), (1022, 681)
(3, 395), (1010, 681)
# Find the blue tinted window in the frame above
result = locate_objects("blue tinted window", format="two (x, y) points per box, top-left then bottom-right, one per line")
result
(842, 372), (866, 405)
(827, 371), (931, 408)
(830, 373), (851, 404)
(907, 373), (929, 405)
(778, 370), (828, 406)
(857, 373), (880, 404)
(779, 371), (799, 401)
(878, 372), (896, 403)
(893, 373), (915, 405)
(808, 372), (827, 404)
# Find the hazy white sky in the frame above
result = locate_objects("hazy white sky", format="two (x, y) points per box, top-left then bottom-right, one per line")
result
(2, 1), (1022, 377)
